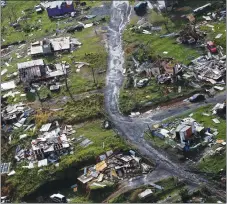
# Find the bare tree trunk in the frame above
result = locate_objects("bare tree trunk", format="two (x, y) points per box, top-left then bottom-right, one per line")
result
(91, 66), (96, 85)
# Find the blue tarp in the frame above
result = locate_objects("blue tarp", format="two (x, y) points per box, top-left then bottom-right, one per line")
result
(47, 2), (75, 17)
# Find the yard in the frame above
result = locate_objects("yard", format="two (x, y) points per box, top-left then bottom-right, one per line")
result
(1, 1), (110, 106)
(145, 104), (226, 174)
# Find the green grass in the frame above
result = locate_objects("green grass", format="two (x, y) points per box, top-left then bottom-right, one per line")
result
(200, 22), (226, 50)
(119, 78), (198, 114)
(6, 120), (128, 201)
(1, 1), (108, 46)
(1, 1), (56, 45)
(124, 10), (200, 65)
(1, 0), (108, 93)
(198, 152), (226, 174)
(58, 93), (104, 123)
(2, 7), (108, 103)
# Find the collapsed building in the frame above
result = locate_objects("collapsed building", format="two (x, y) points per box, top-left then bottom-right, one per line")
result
(77, 150), (153, 188)
(17, 59), (68, 83)
(14, 121), (73, 168)
(151, 102), (226, 153)
(176, 24), (206, 45)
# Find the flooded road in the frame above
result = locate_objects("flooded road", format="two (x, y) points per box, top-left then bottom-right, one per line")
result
(105, 1), (226, 201)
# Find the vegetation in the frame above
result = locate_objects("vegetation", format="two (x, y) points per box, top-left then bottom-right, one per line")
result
(124, 10), (200, 65)
(6, 120), (128, 201)
(109, 177), (185, 203)
(58, 94), (104, 124)
(1, 1), (109, 103)
(198, 152), (226, 174)
(200, 22), (226, 50)
(119, 78), (198, 114)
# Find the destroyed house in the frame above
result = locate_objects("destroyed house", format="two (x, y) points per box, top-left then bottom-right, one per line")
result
(49, 37), (71, 52)
(30, 37), (71, 56)
(31, 135), (70, 160)
(17, 59), (46, 83)
(42, 1), (75, 17)
(1, 103), (26, 125)
(30, 40), (53, 57)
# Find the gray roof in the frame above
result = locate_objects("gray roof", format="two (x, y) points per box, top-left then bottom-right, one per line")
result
(17, 59), (44, 69)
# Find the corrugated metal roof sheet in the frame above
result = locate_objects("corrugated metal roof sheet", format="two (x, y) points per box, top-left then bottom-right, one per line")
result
(17, 59), (44, 69)
(49, 37), (70, 51)
(40, 123), (52, 132)
(1, 163), (11, 174)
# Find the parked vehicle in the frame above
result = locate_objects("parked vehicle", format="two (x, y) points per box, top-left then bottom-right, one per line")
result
(207, 41), (218, 53)
(189, 94), (206, 102)
(50, 194), (67, 203)
(137, 78), (149, 88)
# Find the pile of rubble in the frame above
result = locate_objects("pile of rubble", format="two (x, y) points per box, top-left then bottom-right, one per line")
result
(14, 121), (74, 169)
(151, 102), (226, 152)
(187, 54), (226, 85)
(77, 150), (153, 187)
(1, 103), (35, 134)
(176, 24), (206, 45)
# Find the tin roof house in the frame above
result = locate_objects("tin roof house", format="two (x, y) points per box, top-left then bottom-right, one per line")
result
(30, 37), (71, 57)
(17, 59), (46, 83)
(30, 39), (53, 57)
(41, 1), (75, 18)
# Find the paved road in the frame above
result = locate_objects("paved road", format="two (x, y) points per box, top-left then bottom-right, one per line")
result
(104, 1), (226, 202)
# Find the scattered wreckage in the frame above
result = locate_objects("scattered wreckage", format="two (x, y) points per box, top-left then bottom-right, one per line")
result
(150, 102), (226, 154)
(77, 150), (153, 188)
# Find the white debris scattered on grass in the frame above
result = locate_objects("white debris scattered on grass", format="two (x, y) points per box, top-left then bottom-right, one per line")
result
(19, 134), (28, 140)
(7, 170), (16, 176)
(206, 24), (214, 28)
(202, 16), (212, 21)
(189, 113), (193, 117)
(163, 51), (168, 54)
(1, 80), (16, 91)
(1, 68), (8, 76)
(3, 91), (21, 98)
(212, 118), (220, 124)
(142, 30), (151, 34)
(215, 33), (223, 39)
(84, 23), (93, 28)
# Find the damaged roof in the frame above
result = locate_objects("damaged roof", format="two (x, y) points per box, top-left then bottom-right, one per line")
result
(17, 59), (44, 69)
(49, 37), (70, 51)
